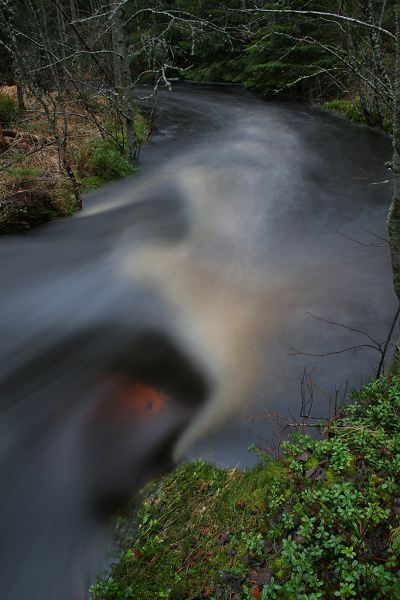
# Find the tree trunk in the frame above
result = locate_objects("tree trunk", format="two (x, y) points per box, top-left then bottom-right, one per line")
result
(388, 1), (400, 305)
(16, 83), (25, 112)
(111, 3), (137, 163)
(55, 0), (67, 92)
(29, 0), (81, 210)
(69, 0), (83, 88)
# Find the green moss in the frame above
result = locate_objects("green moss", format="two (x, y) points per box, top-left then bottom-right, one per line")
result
(80, 175), (107, 193)
(0, 188), (74, 233)
(304, 456), (319, 470)
(91, 461), (286, 599)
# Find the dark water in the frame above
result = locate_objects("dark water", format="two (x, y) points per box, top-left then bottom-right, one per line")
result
(0, 83), (396, 598)
(138, 83), (397, 467)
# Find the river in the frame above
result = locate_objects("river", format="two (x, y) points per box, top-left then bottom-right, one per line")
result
(139, 82), (397, 466)
(0, 82), (397, 599)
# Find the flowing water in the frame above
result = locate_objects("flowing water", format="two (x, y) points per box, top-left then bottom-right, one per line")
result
(0, 82), (397, 598)
(139, 83), (397, 466)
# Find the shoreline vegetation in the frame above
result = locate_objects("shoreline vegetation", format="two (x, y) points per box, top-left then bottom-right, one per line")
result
(0, 85), (149, 233)
(321, 98), (393, 134)
(91, 372), (400, 600)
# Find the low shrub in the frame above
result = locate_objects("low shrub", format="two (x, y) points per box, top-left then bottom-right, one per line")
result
(322, 98), (366, 125)
(0, 92), (18, 126)
(322, 98), (393, 133)
(77, 137), (135, 184)
(105, 113), (149, 148)
(91, 139), (134, 180)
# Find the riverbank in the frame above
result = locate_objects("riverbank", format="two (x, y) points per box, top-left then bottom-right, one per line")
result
(321, 97), (393, 134)
(91, 371), (400, 599)
(1, 84), (391, 236)
(0, 86), (148, 233)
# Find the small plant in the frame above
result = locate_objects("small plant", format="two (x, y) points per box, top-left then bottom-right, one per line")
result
(239, 531), (265, 558)
(92, 139), (134, 180)
(77, 136), (136, 186)
(80, 175), (107, 193)
(322, 98), (366, 125)
(0, 92), (18, 126)
(259, 377), (400, 598)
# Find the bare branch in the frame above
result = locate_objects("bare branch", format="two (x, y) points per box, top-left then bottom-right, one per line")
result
(289, 343), (381, 357)
(336, 229), (386, 247)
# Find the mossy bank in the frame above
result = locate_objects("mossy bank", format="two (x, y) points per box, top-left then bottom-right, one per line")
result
(91, 373), (400, 599)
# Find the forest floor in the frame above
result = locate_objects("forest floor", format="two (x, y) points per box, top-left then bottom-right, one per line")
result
(0, 86), (148, 233)
(90, 370), (400, 600)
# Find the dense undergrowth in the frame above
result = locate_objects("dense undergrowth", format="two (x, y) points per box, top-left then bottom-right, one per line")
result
(91, 374), (400, 600)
